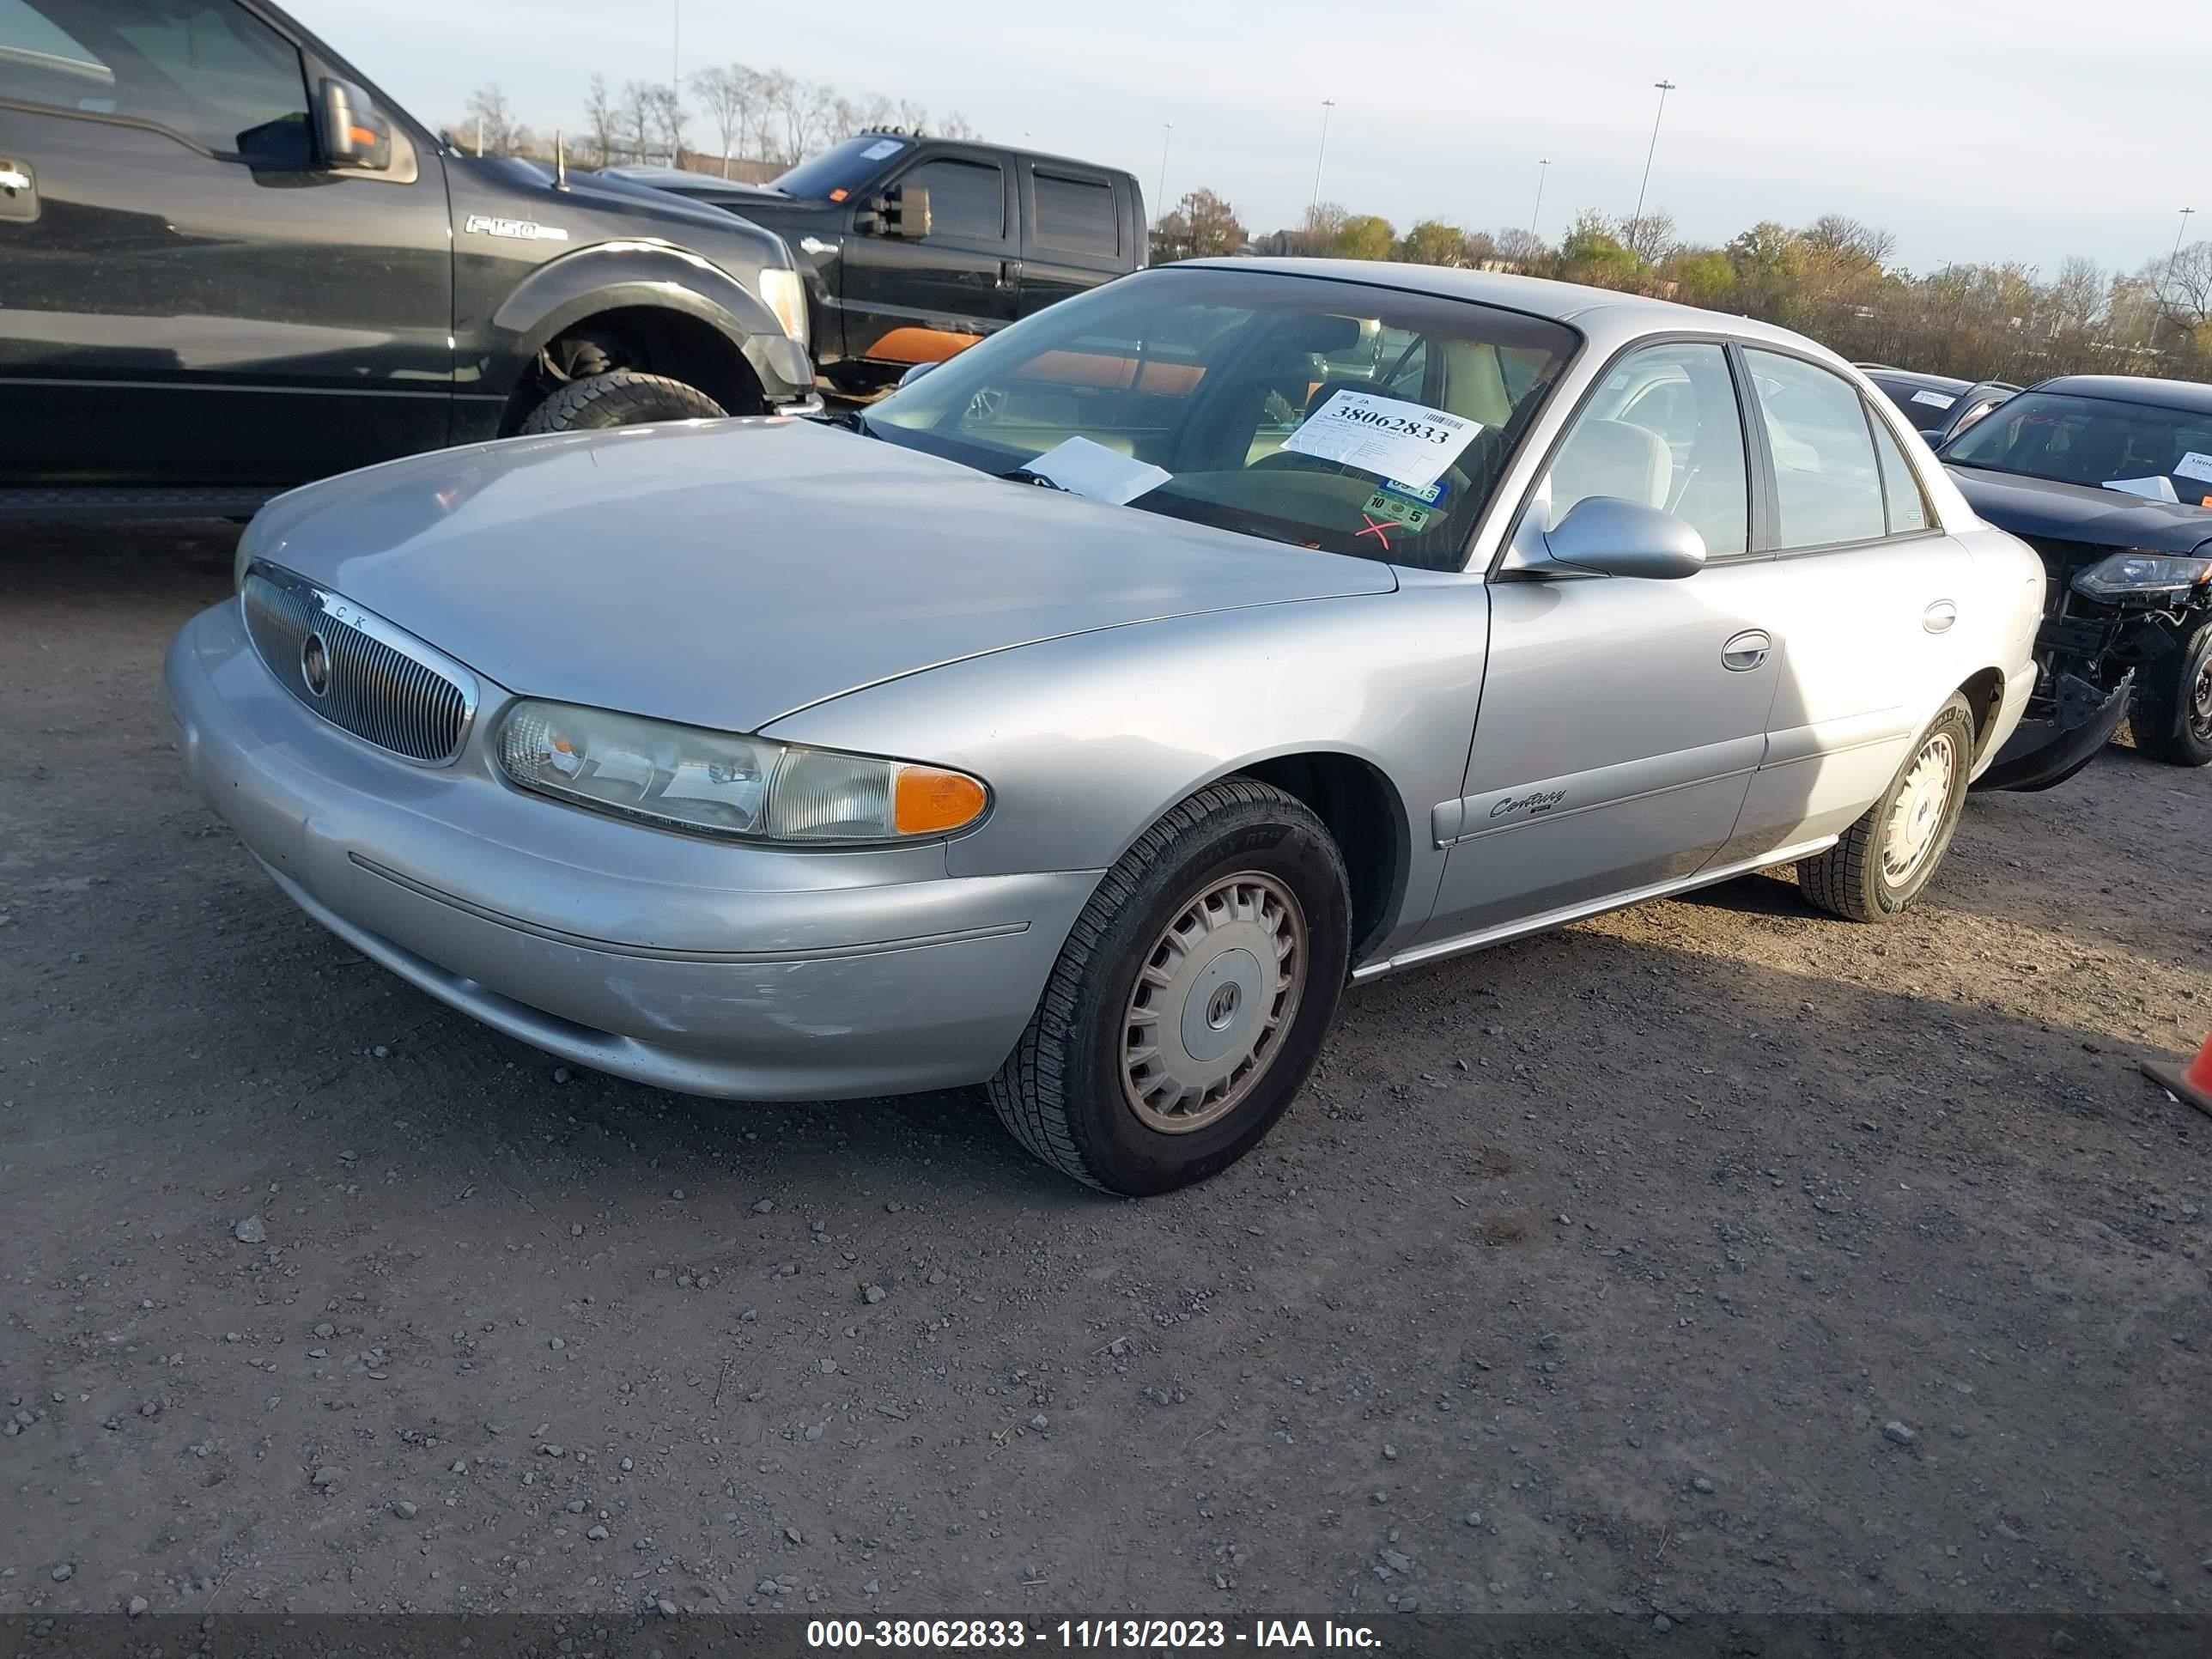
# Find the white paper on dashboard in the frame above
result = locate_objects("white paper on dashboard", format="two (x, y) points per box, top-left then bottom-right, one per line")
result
(1279, 391), (1482, 489)
(860, 138), (904, 161)
(2174, 451), (2212, 484)
(1910, 389), (1957, 410)
(2102, 474), (2181, 502)
(1022, 436), (1172, 505)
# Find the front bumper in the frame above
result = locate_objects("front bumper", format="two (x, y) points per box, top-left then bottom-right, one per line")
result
(165, 600), (1093, 1099)
(1972, 669), (2134, 793)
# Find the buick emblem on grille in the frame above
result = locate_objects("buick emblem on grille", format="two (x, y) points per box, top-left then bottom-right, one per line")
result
(301, 631), (331, 697)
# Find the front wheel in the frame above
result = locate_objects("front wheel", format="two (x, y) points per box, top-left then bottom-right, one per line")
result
(519, 370), (726, 434)
(2128, 617), (2212, 768)
(988, 780), (1351, 1195)
(1799, 693), (1976, 922)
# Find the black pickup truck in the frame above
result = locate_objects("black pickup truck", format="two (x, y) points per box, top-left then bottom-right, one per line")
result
(0, 0), (818, 520)
(605, 135), (1146, 394)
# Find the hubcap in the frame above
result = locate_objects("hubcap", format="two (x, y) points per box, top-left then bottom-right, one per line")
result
(1882, 732), (1957, 883)
(1121, 872), (1307, 1134)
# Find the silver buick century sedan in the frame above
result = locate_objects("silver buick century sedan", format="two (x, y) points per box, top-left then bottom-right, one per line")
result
(167, 260), (2045, 1194)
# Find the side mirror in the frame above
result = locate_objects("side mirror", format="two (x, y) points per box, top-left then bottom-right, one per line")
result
(866, 182), (930, 238)
(316, 77), (391, 171)
(896, 362), (938, 389)
(1543, 495), (1705, 580)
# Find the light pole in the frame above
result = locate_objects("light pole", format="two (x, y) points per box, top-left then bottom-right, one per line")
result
(1156, 122), (1172, 222)
(2151, 205), (2196, 350)
(1529, 158), (1550, 235)
(1631, 79), (1676, 246)
(1310, 99), (1335, 216)
(669, 1), (682, 166)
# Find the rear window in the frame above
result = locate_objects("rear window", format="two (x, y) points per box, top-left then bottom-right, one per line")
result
(1033, 171), (1117, 258)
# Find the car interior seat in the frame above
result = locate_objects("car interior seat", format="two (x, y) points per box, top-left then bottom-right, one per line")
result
(1547, 417), (1673, 523)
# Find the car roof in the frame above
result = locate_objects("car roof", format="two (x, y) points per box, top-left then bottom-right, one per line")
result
(1181, 258), (1848, 357)
(598, 164), (749, 190)
(2027, 374), (2212, 415)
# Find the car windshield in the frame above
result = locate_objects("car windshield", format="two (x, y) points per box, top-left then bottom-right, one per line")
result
(1943, 390), (2212, 507)
(862, 266), (1579, 568)
(769, 133), (911, 200)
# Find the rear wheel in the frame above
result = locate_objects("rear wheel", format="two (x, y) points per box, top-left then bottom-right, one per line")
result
(988, 780), (1350, 1195)
(2127, 618), (2212, 768)
(519, 370), (726, 434)
(1799, 693), (1975, 922)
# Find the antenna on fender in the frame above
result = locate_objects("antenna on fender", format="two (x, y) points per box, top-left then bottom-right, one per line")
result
(554, 129), (568, 190)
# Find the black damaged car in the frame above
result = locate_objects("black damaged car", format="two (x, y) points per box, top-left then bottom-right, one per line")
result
(1941, 374), (2212, 784)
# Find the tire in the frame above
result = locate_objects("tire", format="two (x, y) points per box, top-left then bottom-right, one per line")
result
(1798, 693), (1976, 922)
(519, 370), (726, 434)
(2126, 617), (2212, 768)
(988, 780), (1352, 1196)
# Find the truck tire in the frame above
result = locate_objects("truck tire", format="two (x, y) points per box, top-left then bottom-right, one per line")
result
(520, 371), (726, 434)
(2126, 617), (2212, 768)
(1799, 694), (1975, 922)
(988, 780), (1350, 1197)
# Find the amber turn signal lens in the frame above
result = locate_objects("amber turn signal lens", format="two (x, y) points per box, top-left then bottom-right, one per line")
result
(893, 766), (988, 836)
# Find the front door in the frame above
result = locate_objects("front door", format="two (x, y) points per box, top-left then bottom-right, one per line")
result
(0, 0), (452, 489)
(1424, 339), (1778, 943)
(840, 146), (1020, 369)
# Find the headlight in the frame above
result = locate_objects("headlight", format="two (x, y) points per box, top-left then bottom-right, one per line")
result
(2070, 550), (2212, 599)
(757, 267), (808, 349)
(496, 700), (985, 843)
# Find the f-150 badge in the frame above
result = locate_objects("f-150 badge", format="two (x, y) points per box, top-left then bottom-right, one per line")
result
(464, 216), (569, 242)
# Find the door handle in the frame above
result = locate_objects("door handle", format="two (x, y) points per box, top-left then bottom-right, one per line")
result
(1721, 629), (1771, 672)
(0, 158), (36, 224)
(1923, 599), (1957, 634)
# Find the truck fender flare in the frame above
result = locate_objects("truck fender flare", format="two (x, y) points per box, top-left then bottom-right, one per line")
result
(486, 241), (787, 392)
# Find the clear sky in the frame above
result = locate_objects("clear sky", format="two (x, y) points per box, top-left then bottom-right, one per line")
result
(287, 0), (2202, 277)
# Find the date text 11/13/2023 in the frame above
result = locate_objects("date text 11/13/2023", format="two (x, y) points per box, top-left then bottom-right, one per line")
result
(805, 1619), (1382, 1648)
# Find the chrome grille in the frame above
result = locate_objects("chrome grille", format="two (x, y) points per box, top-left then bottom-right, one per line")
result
(240, 564), (477, 765)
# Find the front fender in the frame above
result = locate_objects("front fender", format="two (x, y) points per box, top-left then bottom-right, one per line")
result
(760, 582), (1492, 963)
(483, 241), (811, 401)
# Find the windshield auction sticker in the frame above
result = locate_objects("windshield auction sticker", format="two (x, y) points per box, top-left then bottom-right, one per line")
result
(1281, 391), (1481, 489)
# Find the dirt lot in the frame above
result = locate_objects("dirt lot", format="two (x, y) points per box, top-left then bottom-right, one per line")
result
(3, 522), (2209, 1628)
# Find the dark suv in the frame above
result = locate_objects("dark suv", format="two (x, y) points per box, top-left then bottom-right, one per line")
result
(0, 0), (818, 520)
(606, 134), (1146, 395)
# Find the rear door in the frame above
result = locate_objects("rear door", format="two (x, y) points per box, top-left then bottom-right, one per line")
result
(1017, 160), (1128, 317)
(838, 144), (1019, 368)
(1718, 349), (1978, 860)
(0, 0), (453, 489)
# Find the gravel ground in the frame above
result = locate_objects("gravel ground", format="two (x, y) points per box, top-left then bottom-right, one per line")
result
(3, 522), (2209, 1626)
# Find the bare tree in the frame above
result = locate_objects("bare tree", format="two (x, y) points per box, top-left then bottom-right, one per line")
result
(1618, 208), (1676, 265)
(648, 82), (689, 167)
(463, 83), (521, 155)
(933, 111), (979, 141)
(619, 81), (656, 167)
(582, 74), (618, 167)
(2150, 240), (2212, 332)
(690, 64), (757, 178)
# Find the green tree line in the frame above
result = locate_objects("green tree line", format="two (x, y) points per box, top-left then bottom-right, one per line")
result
(1150, 191), (2212, 386)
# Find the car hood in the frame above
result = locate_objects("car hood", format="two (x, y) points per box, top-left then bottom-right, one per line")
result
(244, 419), (1397, 733)
(1946, 464), (2212, 556)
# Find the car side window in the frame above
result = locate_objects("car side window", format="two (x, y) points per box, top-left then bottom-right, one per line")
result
(1866, 408), (1934, 535)
(2, 0), (309, 165)
(1745, 349), (1888, 550)
(1032, 171), (1117, 258)
(1545, 341), (1750, 557)
(902, 158), (1005, 242)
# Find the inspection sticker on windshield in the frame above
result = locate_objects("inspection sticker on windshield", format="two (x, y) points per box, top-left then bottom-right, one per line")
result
(2175, 451), (2212, 484)
(1363, 489), (1434, 532)
(1911, 389), (1957, 410)
(860, 138), (905, 161)
(1281, 391), (1481, 489)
